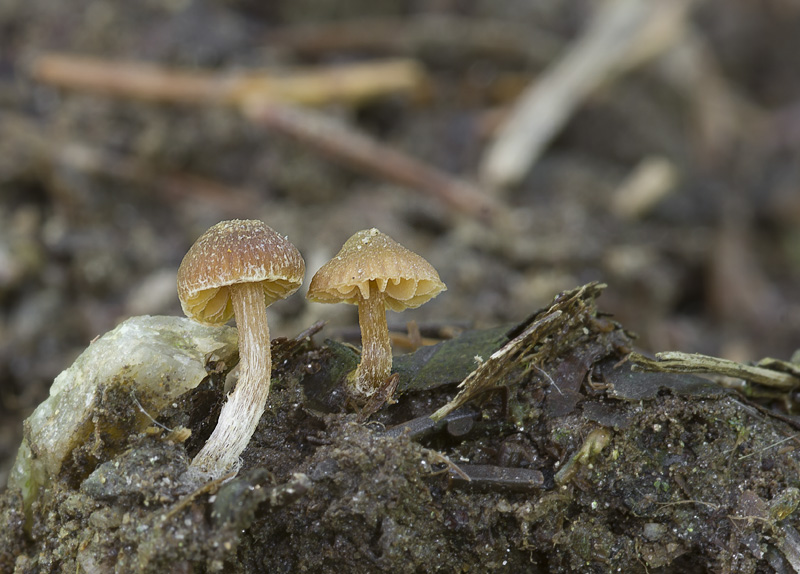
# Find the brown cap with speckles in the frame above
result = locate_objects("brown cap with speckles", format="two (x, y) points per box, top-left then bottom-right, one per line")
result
(307, 228), (446, 312)
(177, 219), (305, 325)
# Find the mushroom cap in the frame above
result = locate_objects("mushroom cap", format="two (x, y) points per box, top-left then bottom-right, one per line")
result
(177, 219), (305, 325)
(307, 228), (446, 312)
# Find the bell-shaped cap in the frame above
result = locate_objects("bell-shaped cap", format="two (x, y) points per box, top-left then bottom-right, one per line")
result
(177, 219), (305, 325)
(307, 228), (445, 312)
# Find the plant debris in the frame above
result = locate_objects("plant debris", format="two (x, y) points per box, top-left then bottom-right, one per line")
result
(630, 351), (800, 390)
(431, 282), (630, 420)
(2, 1), (800, 571)
(6, 283), (800, 572)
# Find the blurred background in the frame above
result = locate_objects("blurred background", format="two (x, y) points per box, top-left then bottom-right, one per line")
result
(1, 0), (799, 487)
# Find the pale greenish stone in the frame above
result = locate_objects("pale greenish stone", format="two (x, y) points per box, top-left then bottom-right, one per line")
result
(8, 315), (238, 508)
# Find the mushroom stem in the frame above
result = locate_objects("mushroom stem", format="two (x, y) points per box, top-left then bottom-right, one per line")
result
(354, 288), (392, 398)
(191, 281), (271, 475)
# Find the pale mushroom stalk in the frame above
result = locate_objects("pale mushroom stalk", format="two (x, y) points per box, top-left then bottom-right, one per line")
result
(354, 287), (392, 397)
(191, 282), (270, 473)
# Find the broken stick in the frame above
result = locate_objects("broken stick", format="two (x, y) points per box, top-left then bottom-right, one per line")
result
(31, 54), (427, 107)
(242, 101), (502, 222)
(479, 0), (694, 191)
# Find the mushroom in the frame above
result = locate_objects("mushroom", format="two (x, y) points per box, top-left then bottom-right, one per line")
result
(307, 228), (445, 400)
(177, 219), (305, 476)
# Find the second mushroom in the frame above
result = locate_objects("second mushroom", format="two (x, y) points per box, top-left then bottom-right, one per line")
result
(307, 228), (446, 400)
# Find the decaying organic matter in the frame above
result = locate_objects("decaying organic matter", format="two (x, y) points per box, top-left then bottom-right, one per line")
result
(5, 283), (800, 572)
(2, 1), (800, 571)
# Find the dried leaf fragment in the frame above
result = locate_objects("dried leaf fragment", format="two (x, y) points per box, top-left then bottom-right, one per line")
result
(431, 282), (611, 420)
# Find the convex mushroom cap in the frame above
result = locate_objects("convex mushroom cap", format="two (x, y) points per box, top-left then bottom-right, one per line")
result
(307, 228), (445, 311)
(178, 219), (305, 324)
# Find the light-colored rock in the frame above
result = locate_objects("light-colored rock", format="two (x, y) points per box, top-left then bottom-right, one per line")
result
(8, 315), (238, 508)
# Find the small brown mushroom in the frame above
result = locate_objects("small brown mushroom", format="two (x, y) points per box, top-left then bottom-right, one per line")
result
(177, 219), (304, 476)
(307, 228), (445, 400)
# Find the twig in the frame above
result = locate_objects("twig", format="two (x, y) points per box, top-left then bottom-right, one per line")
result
(293, 320), (327, 342)
(270, 320), (327, 363)
(655, 25), (764, 163)
(31, 54), (427, 107)
(656, 499), (721, 511)
(390, 332), (440, 351)
(422, 448), (471, 482)
(630, 351), (800, 391)
(130, 390), (173, 432)
(330, 321), (466, 345)
(611, 156), (679, 219)
(243, 101), (502, 222)
(737, 434), (800, 461)
(160, 469), (236, 522)
(480, 0), (694, 190)
(32, 54), (502, 223)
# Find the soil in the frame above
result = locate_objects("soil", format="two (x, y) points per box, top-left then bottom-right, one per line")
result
(1, 0), (800, 572)
(4, 286), (800, 573)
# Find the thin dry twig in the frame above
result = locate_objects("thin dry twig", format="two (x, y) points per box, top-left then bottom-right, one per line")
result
(654, 25), (764, 162)
(737, 434), (800, 461)
(31, 54), (427, 107)
(611, 156), (679, 219)
(242, 101), (502, 222)
(31, 53), (502, 223)
(160, 469), (237, 523)
(422, 448), (471, 482)
(630, 351), (800, 391)
(480, 0), (694, 191)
